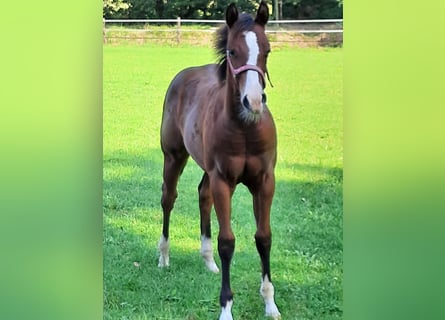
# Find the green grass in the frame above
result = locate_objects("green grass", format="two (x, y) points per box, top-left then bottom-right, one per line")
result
(103, 44), (342, 319)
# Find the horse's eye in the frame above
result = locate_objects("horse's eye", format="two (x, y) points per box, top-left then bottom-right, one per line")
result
(228, 49), (235, 57)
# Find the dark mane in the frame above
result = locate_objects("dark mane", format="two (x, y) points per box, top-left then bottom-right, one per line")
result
(215, 13), (255, 83)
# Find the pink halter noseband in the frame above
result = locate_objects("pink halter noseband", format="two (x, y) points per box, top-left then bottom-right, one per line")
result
(226, 50), (274, 88)
(226, 50), (266, 87)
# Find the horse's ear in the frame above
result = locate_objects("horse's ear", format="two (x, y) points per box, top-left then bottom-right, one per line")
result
(255, 1), (269, 26)
(226, 3), (238, 28)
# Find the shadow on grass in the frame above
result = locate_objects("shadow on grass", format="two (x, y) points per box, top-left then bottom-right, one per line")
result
(103, 150), (342, 319)
(103, 218), (222, 319)
(103, 150), (221, 319)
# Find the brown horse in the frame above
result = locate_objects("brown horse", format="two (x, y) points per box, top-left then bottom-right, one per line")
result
(158, 2), (280, 319)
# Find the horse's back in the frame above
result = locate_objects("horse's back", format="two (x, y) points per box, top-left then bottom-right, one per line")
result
(163, 64), (219, 113)
(161, 64), (220, 164)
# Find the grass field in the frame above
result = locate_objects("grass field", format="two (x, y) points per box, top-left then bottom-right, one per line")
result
(103, 44), (342, 319)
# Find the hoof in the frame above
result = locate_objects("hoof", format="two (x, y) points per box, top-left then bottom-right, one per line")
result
(158, 255), (169, 268)
(265, 300), (281, 319)
(265, 309), (281, 320)
(204, 259), (220, 273)
(219, 300), (233, 320)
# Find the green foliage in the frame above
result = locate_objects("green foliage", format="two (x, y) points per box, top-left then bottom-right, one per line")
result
(282, 0), (343, 19)
(125, 0), (162, 19)
(103, 44), (342, 319)
(140, 0), (258, 19)
(103, 0), (130, 18)
(104, 0), (342, 19)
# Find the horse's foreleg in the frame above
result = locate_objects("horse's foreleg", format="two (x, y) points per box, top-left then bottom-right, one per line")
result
(211, 176), (235, 320)
(198, 173), (219, 273)
(252, 173), (281, 319)
(159, 150), (188, 268)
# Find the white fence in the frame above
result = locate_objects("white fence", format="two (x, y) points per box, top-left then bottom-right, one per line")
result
(103, 18), (343, 47)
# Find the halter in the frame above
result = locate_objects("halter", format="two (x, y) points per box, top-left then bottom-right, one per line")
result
(226, 50), (273, 88)
(226, 50), (265, 87)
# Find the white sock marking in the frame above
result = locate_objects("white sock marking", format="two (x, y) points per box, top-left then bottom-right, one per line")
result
(200, 236), (219, 273)
(219, 300), (233, 320)
(260, 275), (281, 319)
(158, 235), (170, 267)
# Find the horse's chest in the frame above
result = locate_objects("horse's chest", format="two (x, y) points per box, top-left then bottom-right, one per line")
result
(214, 155), (245, 180)
(202, 119), (275, 180)
(211, 139), (270, 180)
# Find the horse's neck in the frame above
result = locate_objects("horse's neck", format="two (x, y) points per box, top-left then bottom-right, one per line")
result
(224, 76), (240, 121)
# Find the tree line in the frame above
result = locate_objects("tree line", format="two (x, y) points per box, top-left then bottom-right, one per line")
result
(104, 0), (343, 20)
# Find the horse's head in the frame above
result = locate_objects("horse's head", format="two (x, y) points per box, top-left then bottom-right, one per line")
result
(224, 1), (271, 123)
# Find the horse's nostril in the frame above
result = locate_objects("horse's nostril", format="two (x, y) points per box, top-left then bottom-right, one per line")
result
(262, 93), (267, 104)
(242, 95), (251, 110)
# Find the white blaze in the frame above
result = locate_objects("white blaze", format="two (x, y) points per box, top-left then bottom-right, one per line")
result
(242, 31), (263, 113)
(244, 31), (259, 65)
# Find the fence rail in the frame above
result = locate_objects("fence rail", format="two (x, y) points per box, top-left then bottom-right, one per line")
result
(103, 18), (343, 47)
(105, 18), (343, 24)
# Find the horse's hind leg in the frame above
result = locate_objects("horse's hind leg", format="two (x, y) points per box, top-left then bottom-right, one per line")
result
(158, 148), (188, 268)
(198, 173), (219, 273)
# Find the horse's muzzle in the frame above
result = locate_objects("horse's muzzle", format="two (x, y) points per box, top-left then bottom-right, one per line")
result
(242, 93), (266, 114)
